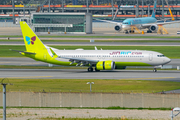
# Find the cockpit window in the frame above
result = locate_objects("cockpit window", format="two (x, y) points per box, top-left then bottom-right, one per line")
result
(157, 55), (165, 57)
(123, 22), (128, 24)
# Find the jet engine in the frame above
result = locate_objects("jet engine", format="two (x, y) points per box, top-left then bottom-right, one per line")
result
(149, 25), (158, 32)
(114, 24), (122, 31)
(96, 61), (115, 70)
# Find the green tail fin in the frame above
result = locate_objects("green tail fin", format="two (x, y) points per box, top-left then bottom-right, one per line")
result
(20, 21), (46, 53)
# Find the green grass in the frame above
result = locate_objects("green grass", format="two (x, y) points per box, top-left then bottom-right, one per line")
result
(40, 118), (143, 120)
(2, 79), (180, 93)
(2, 45), (180, 58)
(1, 39), (180, 43)
(0, 106), (172, 111)
(2, 35), (180, 39)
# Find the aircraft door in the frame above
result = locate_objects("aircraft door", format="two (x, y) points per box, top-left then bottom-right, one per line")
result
(149, 53), (153, 61)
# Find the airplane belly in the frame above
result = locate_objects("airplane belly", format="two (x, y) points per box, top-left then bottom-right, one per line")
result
(115, 61), (151, 66)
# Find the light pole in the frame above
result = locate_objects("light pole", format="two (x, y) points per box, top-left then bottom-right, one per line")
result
(170, 107), (180, 120)
(1, 78), (13, 120)
(87, 82), (94, 92)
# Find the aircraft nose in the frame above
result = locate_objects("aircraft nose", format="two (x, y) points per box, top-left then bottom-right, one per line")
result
(164, 57), (171, 64)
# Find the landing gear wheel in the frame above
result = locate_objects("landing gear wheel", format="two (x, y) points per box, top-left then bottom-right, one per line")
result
(125, 31), (129, 34)
(95, 68), (100, 72)
(88, 68), (93, 72)
(147, 30), (152, 33)
(153, 68), (157, 72)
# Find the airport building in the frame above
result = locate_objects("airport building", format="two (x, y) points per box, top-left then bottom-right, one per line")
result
(31, 13), (92, 34)
(1, 0), (180, 20)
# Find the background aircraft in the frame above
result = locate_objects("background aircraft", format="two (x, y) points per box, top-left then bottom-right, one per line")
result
(11, 21), (171, 72)
(97, 0), (180, 34)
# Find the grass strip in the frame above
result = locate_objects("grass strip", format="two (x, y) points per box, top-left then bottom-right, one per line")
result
(1, 40), (180, 43)
(1, 45), (180, 58)
(40, 117), (148, 120)
(0, 106), (171, 111)
(1, 79), (180, 93)
(1, 35), (180, 39)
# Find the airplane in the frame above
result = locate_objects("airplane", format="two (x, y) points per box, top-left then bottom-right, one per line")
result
(11, 21), (171, 72)
(97, 0), (180, 34)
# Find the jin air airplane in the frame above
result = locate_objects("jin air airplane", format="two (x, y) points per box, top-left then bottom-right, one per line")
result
(97, 0), (180, 34)
(11, 21), (171, 72)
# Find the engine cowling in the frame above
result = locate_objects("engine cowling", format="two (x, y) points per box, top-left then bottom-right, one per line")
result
(114, 24), (122, 31)
(96, 61), (115, 70)
(149, 25), (158, 32)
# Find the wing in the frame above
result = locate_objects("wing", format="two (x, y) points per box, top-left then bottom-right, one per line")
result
(95, 19), (122, 24)
(50, 48), (99, 66)
(156, 20), (180, 25)
(59, 57), (99, 66)
(141, 20), (180, 28)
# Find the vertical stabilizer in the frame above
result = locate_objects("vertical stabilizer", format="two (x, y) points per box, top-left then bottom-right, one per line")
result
(20, 21), (46, 53)
(151, 0), (157, 18)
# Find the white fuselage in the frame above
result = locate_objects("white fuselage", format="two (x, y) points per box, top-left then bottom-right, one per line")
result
(50, 48), (171, 66)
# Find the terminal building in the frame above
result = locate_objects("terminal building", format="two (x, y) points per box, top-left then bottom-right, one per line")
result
(1, 0), (180, 20)
(31, 13), (92, 34)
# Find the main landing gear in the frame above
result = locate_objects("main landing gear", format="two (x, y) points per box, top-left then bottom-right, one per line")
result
(125, 30), (129, 34)
(87, 67), (93, 72)
(87, 67), (100, 72)
(147, 30), (152, 33)
(153, 68), (157, 72)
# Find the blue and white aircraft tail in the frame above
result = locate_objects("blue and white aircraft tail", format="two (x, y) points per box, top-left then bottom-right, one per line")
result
(97, 0), (180, 34)
(151, 0), (157, 18)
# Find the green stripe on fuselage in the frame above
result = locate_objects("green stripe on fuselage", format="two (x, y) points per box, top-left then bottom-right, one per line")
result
(115, 62), (151, 66)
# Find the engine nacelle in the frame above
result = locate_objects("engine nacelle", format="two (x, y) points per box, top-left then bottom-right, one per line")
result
(96, 61), (115, 70)
(114, 24), (122, 31)
(149, 25), (158, 32)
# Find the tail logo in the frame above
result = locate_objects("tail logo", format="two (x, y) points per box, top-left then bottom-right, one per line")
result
(25, 36), (36, 45)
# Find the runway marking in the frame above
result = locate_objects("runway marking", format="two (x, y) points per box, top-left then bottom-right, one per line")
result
(1, 76), (53, 79)
(119, 77), (175, 80)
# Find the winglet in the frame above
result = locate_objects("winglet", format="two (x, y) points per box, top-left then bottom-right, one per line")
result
(49, 48), (58, 58)
(95, 46), (98, 50)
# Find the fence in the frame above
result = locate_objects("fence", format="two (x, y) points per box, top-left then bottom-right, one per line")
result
(0, 92), (180, 108)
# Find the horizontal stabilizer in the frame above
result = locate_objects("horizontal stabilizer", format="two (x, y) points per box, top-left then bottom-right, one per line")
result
(10, 49), (36, 54)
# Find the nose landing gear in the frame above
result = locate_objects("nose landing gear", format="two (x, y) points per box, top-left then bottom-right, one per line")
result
(153, 68), (157, 72)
